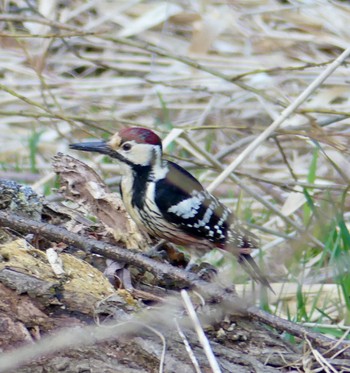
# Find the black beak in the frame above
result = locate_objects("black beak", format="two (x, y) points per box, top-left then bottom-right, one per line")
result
(69, 140), (112, 156)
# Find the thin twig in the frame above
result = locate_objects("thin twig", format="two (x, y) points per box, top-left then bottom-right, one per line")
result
(174, 318), (202, 373)
(181, 290), (222, 373)
(132, 322), (167, 373)
(305, 337), (338, 373)
(207, 45), (350, 191)
(180, 132), (325, 249)
(0, 31), (98, 38)
(0, 84), (79, 129)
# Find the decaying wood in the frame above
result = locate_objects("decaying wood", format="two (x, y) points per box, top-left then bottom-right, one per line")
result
(0, 284), (348, 373)
(52, 153), (147, 250)
(0, 302), (303, 373)
(0, 210), (204, 289)
(0, 237), (132, 314)
(1, 210), (350, 358)
(0, 179), (42, 221)
(0, 180), (349, 372)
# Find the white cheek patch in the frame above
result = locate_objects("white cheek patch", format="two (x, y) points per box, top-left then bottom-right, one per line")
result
(126, 143), (157, 166)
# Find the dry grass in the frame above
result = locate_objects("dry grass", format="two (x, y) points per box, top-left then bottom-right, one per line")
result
(0, 0), (349, 333)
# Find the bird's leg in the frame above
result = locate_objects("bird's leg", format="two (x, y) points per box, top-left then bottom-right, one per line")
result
(146, 240), (189, 267)
(145, 239), (170, 261)
(148, 239), (167, 252)
(186, 260), (218, 282)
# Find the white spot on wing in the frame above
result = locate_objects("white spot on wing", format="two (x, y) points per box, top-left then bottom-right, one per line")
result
(168, 195), (202, 218)
(192, 201), (215, 228)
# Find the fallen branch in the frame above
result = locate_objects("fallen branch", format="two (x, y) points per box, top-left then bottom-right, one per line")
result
(247, 307), (350, 358)
(0, 210), (202, 289)
(1, 210), (349, 358)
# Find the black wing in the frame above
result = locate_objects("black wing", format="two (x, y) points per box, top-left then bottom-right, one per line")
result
(154, 161), (230, 244)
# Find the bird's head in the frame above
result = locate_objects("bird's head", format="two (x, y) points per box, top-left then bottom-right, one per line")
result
(70, 127), (163, 168)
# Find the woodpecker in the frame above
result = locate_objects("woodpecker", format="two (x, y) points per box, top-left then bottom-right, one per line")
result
(70, 127), (270, 288)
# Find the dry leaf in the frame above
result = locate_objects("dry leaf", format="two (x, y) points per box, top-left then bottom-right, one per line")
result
(118, 2), (182, 38)
(281, 187), (307, 217)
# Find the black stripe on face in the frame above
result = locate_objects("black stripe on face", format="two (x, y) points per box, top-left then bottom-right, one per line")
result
(130, 165), (152, 210)
(110, 151), (134, 166)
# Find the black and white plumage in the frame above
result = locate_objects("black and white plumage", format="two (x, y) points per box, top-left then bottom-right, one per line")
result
(70, 127), (270, 287)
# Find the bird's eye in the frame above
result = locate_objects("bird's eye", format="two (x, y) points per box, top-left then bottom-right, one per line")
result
(122, 142), (132, 151)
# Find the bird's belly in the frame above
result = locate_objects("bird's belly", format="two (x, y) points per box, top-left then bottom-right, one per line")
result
(145, 218), (214, 253)
(125, 199), (211, 250)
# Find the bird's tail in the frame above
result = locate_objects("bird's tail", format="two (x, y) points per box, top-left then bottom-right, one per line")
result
(238, 253), (274, 292)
